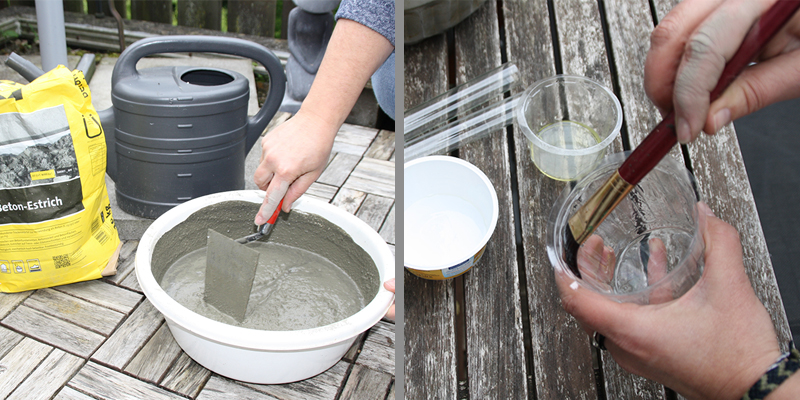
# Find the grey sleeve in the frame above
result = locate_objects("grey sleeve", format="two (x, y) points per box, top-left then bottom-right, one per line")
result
(335, 0), (395, 47)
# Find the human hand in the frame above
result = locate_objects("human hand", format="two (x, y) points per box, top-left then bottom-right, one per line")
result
(644, 0), (800, 143)
(555, 202), (781, 399)
(253, 110), (337, 225)
(384, 278), (395, 321)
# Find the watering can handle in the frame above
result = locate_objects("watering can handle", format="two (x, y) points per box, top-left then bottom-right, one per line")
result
(112, 35), (287, 152)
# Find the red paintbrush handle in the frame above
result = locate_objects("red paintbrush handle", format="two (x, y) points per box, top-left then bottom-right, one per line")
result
(268, 198), (284, 224)
(618, 0), (800, 185)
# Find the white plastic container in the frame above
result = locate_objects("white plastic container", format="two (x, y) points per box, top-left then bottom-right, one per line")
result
(135, 191), (395, 384)
(404, 156), (499, 279)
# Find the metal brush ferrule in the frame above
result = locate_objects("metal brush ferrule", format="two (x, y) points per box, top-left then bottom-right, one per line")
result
(568, 171), (634, 244)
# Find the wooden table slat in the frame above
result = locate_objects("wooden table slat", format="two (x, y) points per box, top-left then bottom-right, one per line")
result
(0, 325), (24, 359)
(343, 158), (396, 198)
(54, 279), (143, 314)
(379, 204), (396, 245)
(355, 194), (394, 233)
(124, 323), (183, 383)
(318, 153), (362, 187)
(338, 364), (393, 400)
(403, 31), (460, 400)
(69, 362), (187, 400)
(364, 130), (396, 161)
(159, 352), (212, 398)
(0, 337), (53, 398)
(198, 375), (279, 400)
(7, 348), (84, 400)
(332, 188), (368, 215)
(91, 299), (164, 369)
(2, 305), (105, 357)
(454, 1), (529, 398)
(243, 360), (349, 400)
(356, 320), (395, 376)
(24, 288), (126, 336)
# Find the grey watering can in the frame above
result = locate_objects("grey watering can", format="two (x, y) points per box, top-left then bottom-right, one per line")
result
(92, 35), (286, 218)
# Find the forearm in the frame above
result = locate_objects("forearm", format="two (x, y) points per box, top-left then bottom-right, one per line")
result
(298, 18), (394, 131)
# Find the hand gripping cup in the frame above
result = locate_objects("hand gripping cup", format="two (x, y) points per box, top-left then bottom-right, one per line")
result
(548, 152), (704, 304)
(404, 156), (499, 280)
(516, 75), (622, 181)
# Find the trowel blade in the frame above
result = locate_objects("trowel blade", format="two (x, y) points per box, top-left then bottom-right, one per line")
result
(205, 228), (260, 323)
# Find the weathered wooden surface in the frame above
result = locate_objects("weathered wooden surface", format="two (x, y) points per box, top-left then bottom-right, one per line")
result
(453, 1), (529, 398)
(131, 0), (173, 25)
(0, 123), (395, 399)
(177, 0), (222, 31)
(227, 0), (277, 38)
(403, 32), (460, 400)
(404, 0), (791, 398)
(0, 6), (289, 54)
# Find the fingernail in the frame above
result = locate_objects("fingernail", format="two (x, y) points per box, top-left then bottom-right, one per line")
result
(712, 108), (731, 133)
(677, 117), (691, 144)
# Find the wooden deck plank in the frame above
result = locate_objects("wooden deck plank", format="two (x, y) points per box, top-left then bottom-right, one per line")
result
(318, 153), (362, 187)
(243, 360), (349, 400)
(2, 305), (105, 357)
(54, 386), (98, 400)
(125, 323), (183, 383)
(557, 0), (666, 397)
(0, 337), (53, 398)
(24, 288), (126, 336)
(7, 348), (84, 400)
(343, 158), (395, 198)
(356, 320), (395, 376)
(403, 31), (459, 400)
(332, 124), (380, 157)
(355, 194), (394, 232)
(198, 375), (279, 400)
(502, 0), (604, 397)
(0, 325), (24, 359)
(453, 1), (528, 398)
(378, 204), (395, 245)
(364, 130), (395, 161)
(0, 291), (32, 319)
(119, 270), (142, 292)
(305, 182), (339, 203)
(68, 362), (186, 400)
(54, 279), (142, 314)
(104, 240), (140, 285)
(332, 188), (367, 215)
(91, 300), (164, 369)
(160, 352), (212, 398)
(343, 333), (366, 363)
(338, 364), (393, 400)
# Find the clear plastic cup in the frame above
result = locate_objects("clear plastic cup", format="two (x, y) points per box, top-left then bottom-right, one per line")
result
(515, 75), (622, 181)
(547, 152), (704, 304)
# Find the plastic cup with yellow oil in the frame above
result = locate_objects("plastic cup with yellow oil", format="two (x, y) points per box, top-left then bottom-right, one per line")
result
(515, 75), (622, 181)
(404, 156), (499, 280)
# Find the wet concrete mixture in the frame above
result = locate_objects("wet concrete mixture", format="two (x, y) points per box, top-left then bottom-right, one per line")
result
(151, 201), (380, 331)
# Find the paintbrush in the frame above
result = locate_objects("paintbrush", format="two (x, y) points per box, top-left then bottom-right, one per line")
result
(563, 0), (800, 276)
(236, 198), (284, 244)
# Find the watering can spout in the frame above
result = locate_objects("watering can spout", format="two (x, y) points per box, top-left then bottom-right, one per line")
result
(97, 107), (117, 181)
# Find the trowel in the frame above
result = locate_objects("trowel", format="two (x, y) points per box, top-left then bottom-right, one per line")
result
(205, 199), (283, 322)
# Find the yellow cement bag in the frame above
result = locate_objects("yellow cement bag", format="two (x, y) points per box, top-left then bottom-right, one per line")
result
(0, 66), (120, 293)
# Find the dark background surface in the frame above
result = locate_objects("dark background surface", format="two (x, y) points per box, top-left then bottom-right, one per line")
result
(736, 97), (800, 344)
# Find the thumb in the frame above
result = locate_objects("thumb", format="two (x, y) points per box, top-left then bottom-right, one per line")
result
(554, 268), (636, 336)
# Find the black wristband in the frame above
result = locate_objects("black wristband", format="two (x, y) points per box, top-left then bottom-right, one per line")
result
(743, 342), (800, 400)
